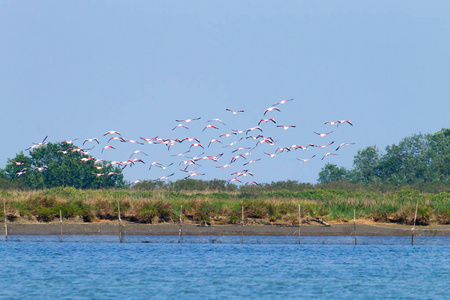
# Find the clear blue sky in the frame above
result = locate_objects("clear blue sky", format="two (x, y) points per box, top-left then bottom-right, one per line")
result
(1, 2), (449, 184)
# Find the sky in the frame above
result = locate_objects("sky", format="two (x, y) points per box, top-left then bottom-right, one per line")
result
(1, 1), (449, 185)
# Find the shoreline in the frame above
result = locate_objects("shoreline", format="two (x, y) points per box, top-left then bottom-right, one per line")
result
(3, 222), (450, 236)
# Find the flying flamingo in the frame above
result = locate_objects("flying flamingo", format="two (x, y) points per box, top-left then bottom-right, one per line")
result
(124, 139), (144, 145)
(190, 143), (204, 150)
(272, 98), (294, 106)
(108, 136), (126, 143)
(129, 150), (148, 158)
(26, 136), (48, 151)
(11, 160), (24, 166)
(226, 109), (244, 115)
(131, 180), (143, 185)
(35, 165), (48, 172)
(258, 118), (276, 125)
(314, 131), (334, 137)
(104, 131), (121, 136)
(92, 173), (105, 177)
(208, 118), (225, 125)
(337, 120), (353, 126)
(208, 139), (222, 147)
(297, 155), (316, 163)
(219, 132), (237, 138)
(243, 158), (261, 166)
(173, 124), (189, 130)
(101, 145), (115, 153)
(321, 152), (338, 160)
(83, 138), (100, 145)
(157, 163), (173, 170)
(149, 162), (162, 170)
(154, 173), (175, 181)
(203, 125), (219, 132)
(62, 138), (78, 144)
(314, 141), (335, 149)
(245, 181), (260, 186)
(336, 142), (356, 151)
(107, 172), (118, 177)
(263, 106), (280, 116)
(175, 117), (201, 124)
(324, 121), (339, 126)
(264, 152), (279, 158)
(277, 125), (296, 131)
(246, 126), (263, 135)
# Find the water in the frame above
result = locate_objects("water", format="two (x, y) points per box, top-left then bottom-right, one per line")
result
(1, 236), (449, 299)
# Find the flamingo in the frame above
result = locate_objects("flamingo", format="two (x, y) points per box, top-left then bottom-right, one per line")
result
(131, 180), (143, 185)
(336, 142), (356, 151)
(26, 136), (48, 151)
(226, 109), (244, 115)
(15, 170), (26, 177)
(264, 152), (279, 158)
(263, 106), (280, 116)
(101, 145), (115, 153)
(337, 120), (353, 126)
(324, 121), (339, 126)
(11, 160), (24, 166)
(208, 118), (226, 125)
(103, 131), (121, 136)
(216, 163), (232, 169)
(173, 124), (189, 130)
(182, 137), (201, 143)
(203, 125), (219, 132)
(140, 137), (160, 144)
(258, 118), (276, 125)
(108, 136), (126, 143)
(129, 150), (148, 158)
(322, 152), (338, 160)
(314, 131), (334, 137)
(35, 165), (48, 172)
(219, 132), (237, 138)
(277, 125), (296, 131)
(230, 154), (246, 163)
(243, 158), (261, 166)
(272, 98), (293, 106)
(149, 162), (162, 170)
(228, 177), (242, 183)
(314, 141), (335, 149)
(171, 150), (190, 157)
(232, 147), (251, 153)
(246, 126), (263, 135)
(157, 163), (173, 170)
(92, 173), (104, 177)
(62, 138), (78, 144)
(208, 139), (222, 147)
(184, 172), (205, 179)
(190, 143), (204, 150)
(83, 138), (100, 145)
(223, 138), (243, 148)
(175, 117), (201, 124)
(245, 181), (260, 186)
(154, 173), (175, 181)
(297, 155), (316, 163)
(107, 172), (118, 177)
(124, 139), (144, 145)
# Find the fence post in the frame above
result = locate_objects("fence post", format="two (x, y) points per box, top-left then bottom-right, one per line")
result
(411, 203), (418, 245)
(118, 201), (122, 243)
(178, 205), (182, 244)
(3, 198), (7, 242)
(298, 204), (301, 245)
(353, 208), (357, 245)
(60, 210), (63, 243)
(241, 206), (244, 244)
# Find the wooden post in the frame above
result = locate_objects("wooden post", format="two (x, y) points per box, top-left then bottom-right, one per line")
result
(411, 203), (418, 245)
(353, 208), (357, 245)
(3, 198), (7, 242)
(118, 201), (122, 243)
(178, 205), (182, 244)
(60, 210), (63, 243)
(298, 204), (301, 245)
(241, 206), (244, 244)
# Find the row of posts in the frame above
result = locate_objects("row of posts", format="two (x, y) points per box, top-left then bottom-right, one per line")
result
(2, 201), (420, 245)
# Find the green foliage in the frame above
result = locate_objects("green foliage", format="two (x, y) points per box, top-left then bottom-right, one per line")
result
(1, 143), (125, 189)
(318, 163), (349, 184)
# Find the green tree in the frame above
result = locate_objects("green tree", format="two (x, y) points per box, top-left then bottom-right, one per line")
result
(2, 143), (125, 189)
(318, 163), (349, 184)
(350, 145), (381, 184)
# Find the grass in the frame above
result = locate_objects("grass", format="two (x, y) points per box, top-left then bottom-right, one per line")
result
(0, 187), (449, 225)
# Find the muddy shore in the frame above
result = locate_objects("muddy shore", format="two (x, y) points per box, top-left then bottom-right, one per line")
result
(3, 222), (450, 236)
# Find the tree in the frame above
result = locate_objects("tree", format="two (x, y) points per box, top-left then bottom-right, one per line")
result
(2, 143), (125, 189)
(350, 145), (381, 184)
(318, 163), (349, 184)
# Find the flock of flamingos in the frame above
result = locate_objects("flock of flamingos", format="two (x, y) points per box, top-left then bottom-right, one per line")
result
(18, 99), (354, 186)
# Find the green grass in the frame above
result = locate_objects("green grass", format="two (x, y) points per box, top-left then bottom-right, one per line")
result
(0, 187), (449, 225)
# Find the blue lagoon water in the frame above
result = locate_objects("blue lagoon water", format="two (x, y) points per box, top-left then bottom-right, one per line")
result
(1, 235), (449, 299)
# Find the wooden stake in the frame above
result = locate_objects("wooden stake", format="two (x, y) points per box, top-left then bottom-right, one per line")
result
(60, 209), (63, 243)
(298, 204), (301, 245)
(178, 205), (182, 244)
(118, 201), (122, 243)
(241, 206), (244, 244)
(3, 198), (7, 242)
(411, 203), (418, 245)
(353, 208), (357, 245)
